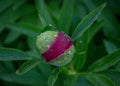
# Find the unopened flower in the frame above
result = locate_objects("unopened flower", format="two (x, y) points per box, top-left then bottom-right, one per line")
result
(36, 31), (75, 66)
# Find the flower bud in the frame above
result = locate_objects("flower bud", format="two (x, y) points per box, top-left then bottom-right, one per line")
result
(36, 31), (75, 66)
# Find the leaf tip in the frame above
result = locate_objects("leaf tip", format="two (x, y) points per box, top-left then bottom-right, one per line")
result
(16, 69), (21, 75)
(16, 69), (23, 75)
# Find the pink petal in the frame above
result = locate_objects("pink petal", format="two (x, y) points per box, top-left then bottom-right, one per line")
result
(42, 32), (73, 62)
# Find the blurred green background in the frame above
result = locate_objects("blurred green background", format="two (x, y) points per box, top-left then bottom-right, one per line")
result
(0, 0), (120, 86)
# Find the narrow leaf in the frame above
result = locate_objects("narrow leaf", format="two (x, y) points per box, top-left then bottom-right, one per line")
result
(0, 63), (7, 73)
(83, 0), (120, 40)
(38, 14), (47, 27)
(35, 0), (55, 26)
(2, 61), (15, 72)
(0, 70), (46, 85)
(0, 22), (41, 37)
(103, 40), (117, 54)
(76, 74), (93, 86)
(88, 20), (104, 42)
(37, 62), (52, 78)
(73, 23), (88, 71)
(0, 47), (35, 61)
(74, 52), (87, 71)
(88, 49), (120, 72)
(115, 61), (120, 70)
(48, 68), (60, 86)
(101, 70), (120, 86)
(58, 0), (74, 33)
(16, 59), (41, 75)
(74, 20), (104, 71)
(12, 0), (27, 10)
(71, 3), (106, 41)
(4, 30), (21, 44)
(86, 74), (115, 86)
(0, 0), (14, 13)
(64, 75), (78, 86)
(0, 4), (35, 23)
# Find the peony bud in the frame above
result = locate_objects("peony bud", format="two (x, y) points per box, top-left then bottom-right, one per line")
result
(36, 31), (75, 66)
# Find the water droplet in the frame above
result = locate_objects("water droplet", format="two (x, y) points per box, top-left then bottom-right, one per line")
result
(68, 51), (72, 54)
(49, 24), (52, 26)
(54, 34), (57, 37)
(47, 45), (50, 48)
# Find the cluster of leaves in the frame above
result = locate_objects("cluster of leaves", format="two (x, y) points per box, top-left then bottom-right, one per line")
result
(0, 0), (120, 86)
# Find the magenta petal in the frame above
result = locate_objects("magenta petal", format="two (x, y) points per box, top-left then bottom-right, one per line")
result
(42, 32), (73, 62)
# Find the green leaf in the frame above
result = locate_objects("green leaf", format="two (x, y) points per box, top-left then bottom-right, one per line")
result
(27, 37), (37, 51)
(83, 0), (120, 40)
(35, 0), (55, 27)
(0, 63), (7, 73)
(38, 14), (48, 27)
(74, 51), (87, 71)
(88, 20), (104, 42)
(71, 3), (106, 41)
(58, 0), (74, 33)
(37, 62), (52, 78)
(73, 23), (88, 70)
(74, 20), (104, 69)
(74, 31), (88, 71)
(27, 37), (40, 59)
(4, 30), (21, 44)
(103, 40), (117, 54)
(115, 61), (120, 70)
(12, 0), (27, 10)
(64, 75), (78, 86)
(0, 70), (46, 85)
(88, 49), (120, 72)
(0, 0), (14, 13)
(0, 3), (35, 23)
(73, 20), (104, 71)
(2, 61), (15, 72)
(0, 22), (41, 37)
(0, 47), (35, 61)
(16, 59), (42, 75)
(86, 74), (115, 86)
(48, 68), (60, 86)
(73, 21), (88, 70)
(76, 74), (93, 86)
(101, 70), (120, 86)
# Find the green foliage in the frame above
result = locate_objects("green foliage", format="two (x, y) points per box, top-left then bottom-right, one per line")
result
(48, 68), (60, 86)
(16, 59), (42, 75)
(0, 47), (35, 61)
(101, 70), (120, 86)
(0, 0), (120, 86)
(86, 74), (115, 86)
(88, 49), (120, 72)
(58, 0), (74, 33)
(64, 75), (78, 86)
(71, 3), (106, 41)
